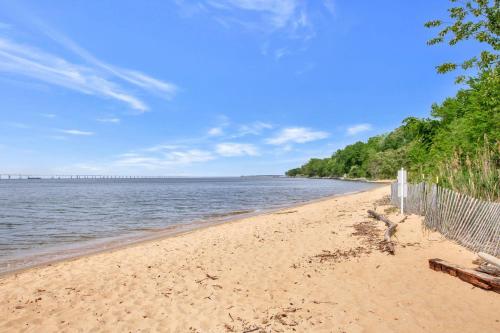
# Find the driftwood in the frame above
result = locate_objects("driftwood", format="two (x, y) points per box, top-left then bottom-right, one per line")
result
(367, 210), (397, 255)
(475, 263), (500, 277)
(478, 252), (500, 269)
(429, 258), (500, 293)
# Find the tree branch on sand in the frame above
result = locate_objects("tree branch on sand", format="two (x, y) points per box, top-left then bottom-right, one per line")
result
(367, 210), (398, 255)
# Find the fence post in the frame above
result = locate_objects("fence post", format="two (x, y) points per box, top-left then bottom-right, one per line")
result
(397, 168), (407, 215)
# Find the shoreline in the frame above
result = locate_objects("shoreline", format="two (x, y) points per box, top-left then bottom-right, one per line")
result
(0, 185), (383, 278)
(288, 175), (395, 183)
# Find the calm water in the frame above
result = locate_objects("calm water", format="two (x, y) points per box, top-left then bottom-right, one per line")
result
(0, 177), (379, 273)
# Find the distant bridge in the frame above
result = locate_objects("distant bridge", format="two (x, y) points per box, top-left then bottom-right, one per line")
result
(0, 174), (173, 180)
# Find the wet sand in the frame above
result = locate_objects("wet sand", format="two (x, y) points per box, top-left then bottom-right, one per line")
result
(0, 186), (498, 332)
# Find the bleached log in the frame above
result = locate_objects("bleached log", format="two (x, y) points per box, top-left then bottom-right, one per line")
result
(478, 252), (500, 269)
(475, 263), (500, 277)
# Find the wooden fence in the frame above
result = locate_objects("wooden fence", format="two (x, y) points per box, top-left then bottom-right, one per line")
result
(390, 182), (500, 256)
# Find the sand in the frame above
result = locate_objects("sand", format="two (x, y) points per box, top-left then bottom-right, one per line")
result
(0, 185), (498, 332)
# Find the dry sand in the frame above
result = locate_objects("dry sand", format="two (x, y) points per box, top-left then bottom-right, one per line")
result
(1, 186), (499, 332)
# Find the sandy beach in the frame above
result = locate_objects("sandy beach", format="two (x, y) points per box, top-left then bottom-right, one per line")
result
(1, 185), (498, 332)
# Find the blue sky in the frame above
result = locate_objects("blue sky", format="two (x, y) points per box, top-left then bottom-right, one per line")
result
(0, 1), (479, 176)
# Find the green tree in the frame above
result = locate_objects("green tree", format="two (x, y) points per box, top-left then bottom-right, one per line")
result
(425, 0), (499, 83)
(285, 168), (302, 177)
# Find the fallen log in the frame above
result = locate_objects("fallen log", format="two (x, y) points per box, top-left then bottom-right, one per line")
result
(429, 258), (500, 293)
(478, 252), (500, 269)
(475, 263), (500, 277)
(367, 210), (397, 255)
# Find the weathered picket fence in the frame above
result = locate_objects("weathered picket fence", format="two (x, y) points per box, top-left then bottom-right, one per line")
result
(390, 182), (500, 256)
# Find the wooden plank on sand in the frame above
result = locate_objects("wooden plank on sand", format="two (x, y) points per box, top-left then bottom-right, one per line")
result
(428, 258), (500, 293)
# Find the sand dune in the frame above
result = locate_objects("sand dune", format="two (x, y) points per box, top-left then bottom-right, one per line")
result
(1, 186), (498, 332)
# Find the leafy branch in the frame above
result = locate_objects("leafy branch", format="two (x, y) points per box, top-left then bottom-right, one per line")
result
(425, 0), (499, 83)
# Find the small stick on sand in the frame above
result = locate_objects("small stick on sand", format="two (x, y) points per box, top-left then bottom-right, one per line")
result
(195, 273), (219, 284)
(242, 327), (260, 333)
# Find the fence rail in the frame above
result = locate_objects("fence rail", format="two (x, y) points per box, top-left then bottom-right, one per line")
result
(391, 182), (500, 256)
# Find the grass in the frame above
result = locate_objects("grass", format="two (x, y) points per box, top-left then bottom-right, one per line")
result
(437, 139), (500, 202)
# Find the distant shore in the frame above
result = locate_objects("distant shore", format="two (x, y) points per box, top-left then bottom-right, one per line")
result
(1, 186), (498, 332)
(287, 175), (395, 184)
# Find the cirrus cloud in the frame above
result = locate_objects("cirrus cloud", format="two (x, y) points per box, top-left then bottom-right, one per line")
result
(208, 127), (224, 136)
(96, 117), (120, 124)
(0, 20), (178, 113)
(265, 127), (329, 145)
(215, 142), (259, 156)
(116, 149), (214, 169)
(347, 123), (372, 136)
(58, 129), (95, 136)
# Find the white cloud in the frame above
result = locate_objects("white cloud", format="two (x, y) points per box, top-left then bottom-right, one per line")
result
(206, 0), (297, 28)
(175, 1), (326, 60)
(266, 127), (329, 145)
(0, 23), (178, 112)
(48, 135), (67, 140)
(347, 123), (372, 136)
(4, 121), (30, 129)
(116, 70), (178, 98)
(117, 152), (141, 158)
(236, 121), (272, 137)
(323, 0), (335, 15)
(208, 127), (224, 136)
(215, 142), (259, 156)
(177, 0), (314, 40)
(114, 156), (160, 168)
(97, 117), (120, 123)
(0, 38), (148, 111)
(58, 129), (94, 136)
(174, 0), (208, 17)
(115, 149), (214, 169)
(165, 149), (215, 163)
(34, 20), (179, 99)
(274, 47), (289, 60)
(41, 113), (56, 118)
(145, 144), (184, 152)
(71, 163), (105, 172)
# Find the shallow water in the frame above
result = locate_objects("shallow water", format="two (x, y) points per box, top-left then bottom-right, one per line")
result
(0, 177), (379, 273)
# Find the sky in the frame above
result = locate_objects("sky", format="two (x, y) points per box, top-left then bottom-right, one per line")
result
(0, 1), (481, 176)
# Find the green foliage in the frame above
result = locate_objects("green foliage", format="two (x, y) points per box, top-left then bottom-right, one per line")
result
(285, 168), (302, 177)
(437, 140), (500, 201)
(288, 133), (408, 180)
(366, 148), (409, 180)
(287, 71), (500, 200)
(425, 0), (499, 80)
